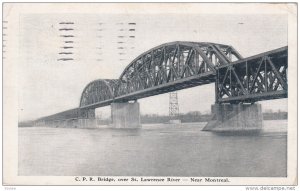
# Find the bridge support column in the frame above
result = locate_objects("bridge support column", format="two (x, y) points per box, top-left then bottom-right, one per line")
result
(111, 102), (140, 128)
(203, 103), (263, 134)
(78, 108), (96, 128)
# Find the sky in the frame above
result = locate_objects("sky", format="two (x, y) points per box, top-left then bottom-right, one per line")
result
(11, 12), (288, 121)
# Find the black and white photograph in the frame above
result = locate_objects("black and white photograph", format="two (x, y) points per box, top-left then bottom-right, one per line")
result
(2, 2), (297, 187)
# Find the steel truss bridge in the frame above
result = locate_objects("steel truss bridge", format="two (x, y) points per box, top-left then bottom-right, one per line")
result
(35, 41), (288, 123)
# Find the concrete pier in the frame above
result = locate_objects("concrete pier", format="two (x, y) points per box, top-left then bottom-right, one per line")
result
(111, 102), (140, 128)
(203, 103), (263, 133)
(35, 108), (97, 128)
(77, 118), (96, 128)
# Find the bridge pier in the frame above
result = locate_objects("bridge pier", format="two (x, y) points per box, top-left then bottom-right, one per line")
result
(111, 102), (141, 128)
(203, 103), (263, 134)
(77, 108), (96, 128)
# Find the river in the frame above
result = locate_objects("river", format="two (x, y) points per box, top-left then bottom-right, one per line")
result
(18, 120), (287, 177)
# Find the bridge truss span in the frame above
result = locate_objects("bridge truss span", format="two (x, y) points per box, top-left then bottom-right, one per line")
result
(80, 79), (119, 108)
(35, 41), (288, 126)
(216, 46), (288, 103)
(114, 41), (242, 101)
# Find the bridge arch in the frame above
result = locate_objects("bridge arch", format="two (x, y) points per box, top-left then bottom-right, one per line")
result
(79, 79), (119, 108)
(79, 41), (243, 108)
(115, 41), (242, 97)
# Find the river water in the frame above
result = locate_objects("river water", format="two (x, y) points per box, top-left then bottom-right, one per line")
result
(18, 120), (287, 177)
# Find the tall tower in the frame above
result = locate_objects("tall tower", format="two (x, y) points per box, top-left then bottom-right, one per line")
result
(169, 92), (179, 119)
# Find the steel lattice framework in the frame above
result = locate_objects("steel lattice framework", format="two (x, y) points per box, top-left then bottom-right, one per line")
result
(169, 92), (179, 118)
(216, 47), (288, 103)
(80, 41), (242, 109)
(114, 42), (241, 98)
(36, 41), (288, 123)
(80, 79), (119, 107)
